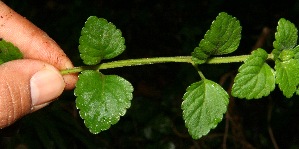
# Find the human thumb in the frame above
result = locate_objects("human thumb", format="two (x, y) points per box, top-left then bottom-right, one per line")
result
(0, 59), (65, 128)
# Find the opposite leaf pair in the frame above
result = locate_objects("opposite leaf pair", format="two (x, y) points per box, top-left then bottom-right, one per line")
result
(75, 17), (133, 134)
(182, 12), (242, 139)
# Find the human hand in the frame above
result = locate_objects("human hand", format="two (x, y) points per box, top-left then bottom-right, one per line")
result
(0, 2), (78, 128)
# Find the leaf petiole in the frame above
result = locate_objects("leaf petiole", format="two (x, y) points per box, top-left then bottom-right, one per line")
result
(192, 63), (206, 80)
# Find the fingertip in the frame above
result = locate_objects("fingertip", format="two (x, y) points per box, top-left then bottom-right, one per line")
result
(63, 73), (78, 90)
(0, 2), (78, 90)
(0, 60), (67, 128)
(30, 65), (65, 107)
(61, 60), (78, 90)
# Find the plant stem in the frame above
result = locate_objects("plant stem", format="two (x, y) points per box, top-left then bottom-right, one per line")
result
(60, 54), (274, 75)
(60, 56), (193, 75)
(206, 55), (248, 64)
(98, 56), (193, 70)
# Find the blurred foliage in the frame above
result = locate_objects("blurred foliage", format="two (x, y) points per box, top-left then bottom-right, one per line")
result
(1, 0), (299, 148)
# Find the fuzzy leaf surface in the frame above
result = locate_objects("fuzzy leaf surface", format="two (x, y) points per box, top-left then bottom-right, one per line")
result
(232, 48), (275, 99)
(272, 18), (298, 60)
(275, 57), (299, 98)
(0, 39), (23, 64)
(79, 16), (125, 65)
(192, 12), (241, 64)
(75, 70), (133, 134)
(182, 79), (229, 139)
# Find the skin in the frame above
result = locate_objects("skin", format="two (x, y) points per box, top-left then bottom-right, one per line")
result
(0, 2), (78, 128)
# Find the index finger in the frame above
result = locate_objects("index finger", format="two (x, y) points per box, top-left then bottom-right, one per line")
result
(0, 2), (77, 89)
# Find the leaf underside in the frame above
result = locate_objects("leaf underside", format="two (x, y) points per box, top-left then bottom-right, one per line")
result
(79, 16), (125, 65)
(182, 79), (229, 139)
(192, 12), (241, 64)
(75, 70), (133, 134)
(0, 39), (23, 64)
(232, 48), (275, 99)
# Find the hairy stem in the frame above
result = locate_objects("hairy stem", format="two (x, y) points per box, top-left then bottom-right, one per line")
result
(60, 54), (274, 75)
(98, 56), (193, 70)
(60, 56), (193, 75)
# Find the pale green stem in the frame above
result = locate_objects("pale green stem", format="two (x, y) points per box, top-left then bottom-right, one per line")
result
(60, 54), (274, 75)
(98, 56), (193, 70)
(60, 56), (193, 75)
(206, 55), (248, 64)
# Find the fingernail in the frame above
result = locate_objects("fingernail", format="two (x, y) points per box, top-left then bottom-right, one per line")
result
(64, 61), (74, 69)
(31, 103), (50, 112)
(30, 66), (65, 106)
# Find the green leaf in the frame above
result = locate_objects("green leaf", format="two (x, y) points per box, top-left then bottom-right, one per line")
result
(192, 12), (241, 64)
(182, 79), (229, 139)
(292, 45), (299, 59)
(79, 16), (125, 65)
(74, 70), (133, 134)
(278, 49), (294, 61)
(285, 46), (299, 96)
(231, 48), (275, 99)
(272, 18), (298, 60)
(0, 39), (23, 64)
(275, 56), (299, 98)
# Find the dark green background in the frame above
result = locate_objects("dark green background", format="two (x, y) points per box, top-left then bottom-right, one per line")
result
(1, 0), (299, 148)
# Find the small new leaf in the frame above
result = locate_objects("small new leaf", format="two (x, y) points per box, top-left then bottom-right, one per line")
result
(232, 48), (275, 99)
(182, 79), (229, 139)
(272, 18), (298, 60)
(292, 45), (299, 59)
(74, 70), (133, 134)
(0, 39), (23, 64)
(192, 12), (241, 64)
(275, 53), (299, 98)
(79, 16), (125, 65)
